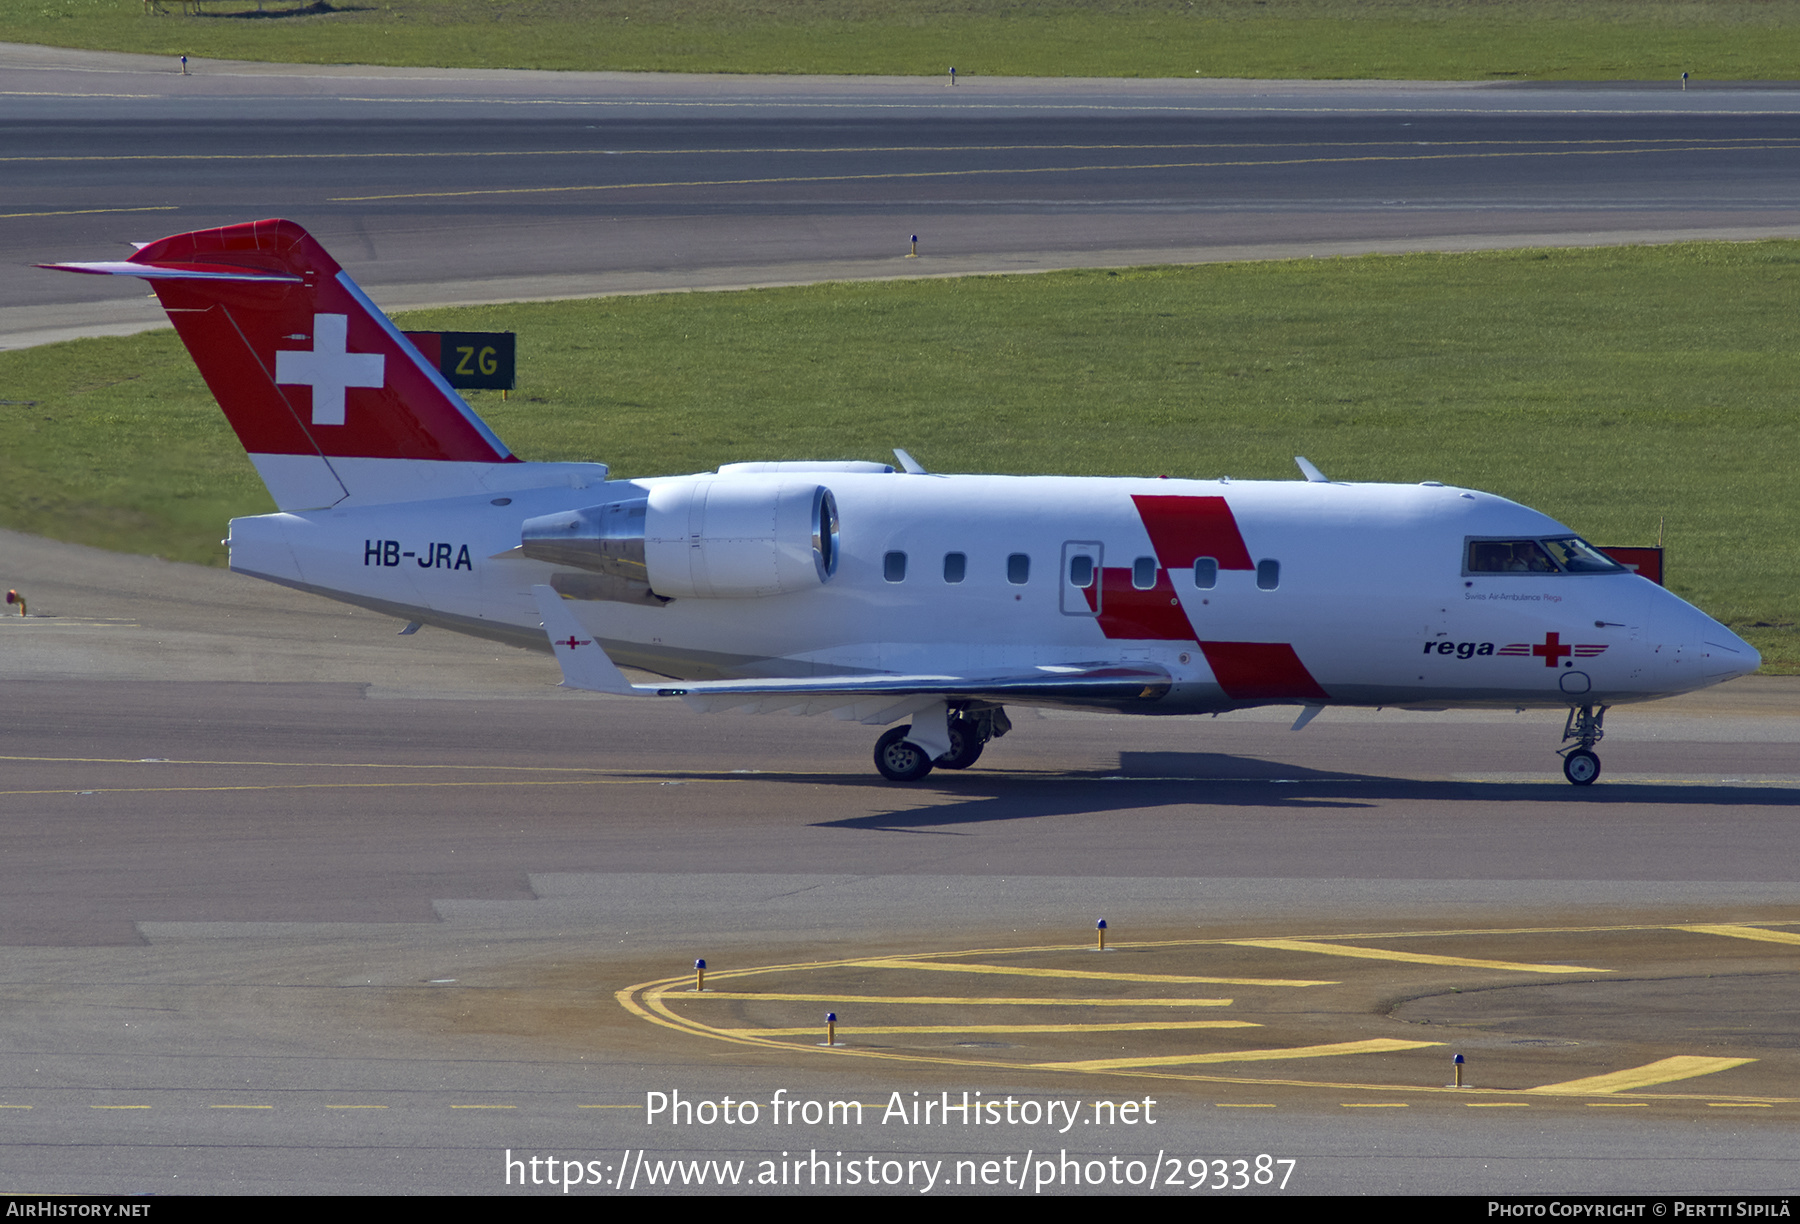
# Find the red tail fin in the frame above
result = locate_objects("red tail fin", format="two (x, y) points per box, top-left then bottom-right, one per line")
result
(44, 219), (516, 508)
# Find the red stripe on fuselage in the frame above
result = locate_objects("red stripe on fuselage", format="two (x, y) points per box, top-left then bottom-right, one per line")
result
(1121, 495), (1325, 698)
(1084, 567), (1193, 641)
(1198, 641), (1329, 701)
(1131, 495), (1255, 570)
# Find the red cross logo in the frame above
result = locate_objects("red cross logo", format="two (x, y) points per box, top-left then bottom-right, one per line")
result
(1532, 632), (1573, 668)
(558, 636), (589, 651)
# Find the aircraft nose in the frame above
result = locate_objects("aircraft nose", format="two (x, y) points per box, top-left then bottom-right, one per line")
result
(1702, 622), (1762, 682)
(1659, 598), (1760, 684)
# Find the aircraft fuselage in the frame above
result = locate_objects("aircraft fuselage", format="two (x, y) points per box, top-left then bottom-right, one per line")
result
(226, 469), (1754, 715)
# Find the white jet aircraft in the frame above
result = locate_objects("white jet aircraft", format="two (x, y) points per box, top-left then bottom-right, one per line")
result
(47, 220), (1760, 785)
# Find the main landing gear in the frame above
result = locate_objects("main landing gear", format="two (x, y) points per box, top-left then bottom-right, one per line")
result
(873, 705), (1012, 782)
(1557, 704), (1607, 786)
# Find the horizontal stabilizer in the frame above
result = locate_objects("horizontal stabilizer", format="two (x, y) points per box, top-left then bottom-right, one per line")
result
(43, 260), (303, 284)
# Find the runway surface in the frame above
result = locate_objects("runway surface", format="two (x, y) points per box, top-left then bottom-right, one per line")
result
(2, 51), (1799, 1196)
(5, 43), (1800, 348)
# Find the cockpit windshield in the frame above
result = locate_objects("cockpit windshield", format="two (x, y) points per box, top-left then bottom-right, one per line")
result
(1541, 536), (1624, 573)
(1466, 536), (1624, 576)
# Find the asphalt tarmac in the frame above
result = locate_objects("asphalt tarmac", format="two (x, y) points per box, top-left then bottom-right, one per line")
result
(5, 44), (1800, 348)
(2, 50), (1799, 1197)
(2, 523), (1798, 1196)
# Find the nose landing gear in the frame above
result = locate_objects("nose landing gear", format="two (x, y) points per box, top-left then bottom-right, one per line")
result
(1562, 748), (1601, 786)
(1557, 704), (1607, 786)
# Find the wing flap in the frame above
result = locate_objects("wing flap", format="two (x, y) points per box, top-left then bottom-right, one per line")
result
(531, 585), (1172, 719)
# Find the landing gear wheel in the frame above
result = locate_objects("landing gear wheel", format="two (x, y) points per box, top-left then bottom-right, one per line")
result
(874, 726), (935, 782)
(935, 719), (985, 770)
(1563, 749), (1601, 786)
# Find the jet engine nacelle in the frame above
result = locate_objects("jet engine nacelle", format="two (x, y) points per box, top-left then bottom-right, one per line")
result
(520, 478), (839, 600)
(645, 479), (840, 599)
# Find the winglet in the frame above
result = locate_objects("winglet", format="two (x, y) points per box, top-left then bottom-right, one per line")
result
(893, 448), (929, 475)
(531, 584), (641, 695)
(1295, 456), (1329, 483)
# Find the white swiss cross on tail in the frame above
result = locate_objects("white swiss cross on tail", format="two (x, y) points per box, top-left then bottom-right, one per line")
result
(275, 313), (384, 426)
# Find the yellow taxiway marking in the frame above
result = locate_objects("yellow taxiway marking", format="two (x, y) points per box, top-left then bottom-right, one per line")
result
(844, 958), (1333, 988)
(1040, 1038), (1441, 1073)
(1529, 1056), (1757, 1096)
(675, 992), (1233, 1007)
(715, 1020), (1261, 1037)
(1215, 1103), (1277, 1108)
(450, 1104), (517, 1110)
(325, 1105), (387, 1109)
(1677, 924), (1800, 947)
(0, 206), (176, 220)
(1010, 921), (1800, 956)
(0, 618), (135, 627)
(620, 926), (1800, 1102)
(577, 1104), (640, 1109)
(10, 136), (1790, 166)
(0, 778), (675, 797)
(1467, 1103), (1533, 1108)
(209, 1105), (272, 1110)
(90, 1105), (149, 1110)
(1588, 1102), (1651, 1108)
(0, 753), (870, 794)
(1452, 773), (1800, 787)
(333, 143), (1800, 203)
(637, 970), (1800, 1103)
(1342, 1102), (1410, 1108)
(0, 1105), (30, 1109)
(0, 91), (158, 99)
(0, 753), (642, 772)
(339, 93), (1800, 119)
(1223, 938), (1606, 975)
(1709, 1102), (1773, 1108)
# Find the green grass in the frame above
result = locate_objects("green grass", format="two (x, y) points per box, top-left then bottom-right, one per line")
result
(6, 0), (1800, 80)
(1, 242), (1796, 669)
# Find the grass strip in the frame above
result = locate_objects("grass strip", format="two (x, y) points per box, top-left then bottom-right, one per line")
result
(6, 1), (1800, 81)
(1, 241), (1793, 668)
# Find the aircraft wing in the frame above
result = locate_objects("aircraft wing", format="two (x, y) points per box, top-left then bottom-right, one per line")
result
(531, 585), (1170, 724)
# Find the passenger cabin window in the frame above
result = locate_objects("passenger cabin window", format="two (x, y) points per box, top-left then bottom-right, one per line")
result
(1007, 553), (1031, 585)
(943, 552), (966, 584)
(1256, 559), (1280, 590)
(1132, 556), (1157, 590)
(884, 551), (907, 583)
(1466, 537), (1622, 575)
(1068, 555), (1094, 588)
(1193, 557), (1218, 590)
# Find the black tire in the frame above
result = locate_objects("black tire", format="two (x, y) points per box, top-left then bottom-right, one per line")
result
(1563, 749), (1601, 786)
(935, 719), (985, 770)
(874, 726), (935, 782)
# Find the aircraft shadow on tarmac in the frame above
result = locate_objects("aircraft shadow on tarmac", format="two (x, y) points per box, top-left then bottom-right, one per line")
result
(797, 752), (1799, 833)
(193, 2), (373, 18)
